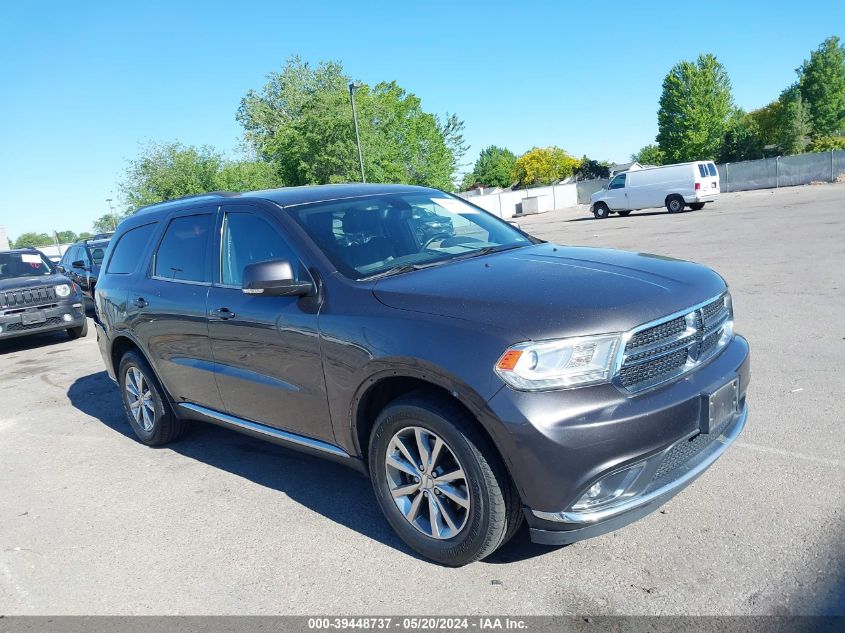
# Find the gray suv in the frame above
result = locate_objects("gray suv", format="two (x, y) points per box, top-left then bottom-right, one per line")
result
(93, 184), (750, 566)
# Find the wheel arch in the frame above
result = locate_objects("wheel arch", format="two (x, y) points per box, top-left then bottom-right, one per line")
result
(350, 369), (512, 478)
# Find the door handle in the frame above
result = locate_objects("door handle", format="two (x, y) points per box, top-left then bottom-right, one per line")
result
(212, 307), (236, 320)
(133, 297), (149, 308)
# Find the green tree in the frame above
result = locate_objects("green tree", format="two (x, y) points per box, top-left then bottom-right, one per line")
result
(461, 145), (517, 189)
(237, 56), (465, 190)
(13, 232), (53, 248)
(77, 232), (93, 240)
(798, 36), (845, 136)
(574, 156), (610, 180)
(806, 135), (845, 151)
(511, 146), (580, 187)
(119, 142), (283, 214)
(92, 214), (122, 233)
(631, 144), (665, 165)
(54, 230), (78, 244)
(657, 54), (734, 162)
(719, 110), (764, 162)
(773, 86), (812, 155)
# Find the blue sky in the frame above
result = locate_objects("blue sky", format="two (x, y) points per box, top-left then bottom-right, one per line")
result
(0, 0), (842, 239)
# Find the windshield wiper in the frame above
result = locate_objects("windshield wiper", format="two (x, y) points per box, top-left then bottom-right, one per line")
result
(362, 244), (526, 281)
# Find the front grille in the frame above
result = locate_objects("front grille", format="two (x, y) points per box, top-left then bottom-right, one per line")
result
(5, 316), (64, 332)
(1, 286), (57, 309)
(618, 293), (731, 392)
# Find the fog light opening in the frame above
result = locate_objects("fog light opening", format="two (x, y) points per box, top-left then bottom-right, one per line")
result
(62, 313), (73, 322)
(572, 463), (646, 512)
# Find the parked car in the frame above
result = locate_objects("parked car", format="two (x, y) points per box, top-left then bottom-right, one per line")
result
(0, 248), (88, 341)
(409, 205), (455, 245)
(590, 161), (720, 219)
(94, 184), (749, 566)
(58, 234), (112, 300)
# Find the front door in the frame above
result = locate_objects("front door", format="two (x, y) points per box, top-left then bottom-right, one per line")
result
(605, 173), (628, 210)
(206, 206), (334, 444)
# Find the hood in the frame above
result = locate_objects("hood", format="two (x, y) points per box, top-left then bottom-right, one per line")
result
(0, 274), (67, 294)
(372, 243), (726, 341)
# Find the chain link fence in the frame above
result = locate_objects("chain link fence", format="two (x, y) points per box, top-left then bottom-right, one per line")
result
(718, 150), (845, 192)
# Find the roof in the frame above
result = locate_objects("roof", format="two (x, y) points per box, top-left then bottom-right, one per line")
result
(132, 183), (436, 218)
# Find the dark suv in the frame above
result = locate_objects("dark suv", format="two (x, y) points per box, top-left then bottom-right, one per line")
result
(58, 234), (112, 300)
(94, 184), (750, 566)
(1, 249), (88, 342)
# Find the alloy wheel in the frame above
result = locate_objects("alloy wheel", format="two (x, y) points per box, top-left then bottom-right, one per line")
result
(125, 367), (155, 432)
(384, 426), (471, 540)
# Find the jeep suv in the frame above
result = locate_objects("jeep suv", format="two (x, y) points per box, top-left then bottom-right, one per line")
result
(94, 184), (750, 566)
(58, 234), (112, 301)
(0, 249), (88, 341)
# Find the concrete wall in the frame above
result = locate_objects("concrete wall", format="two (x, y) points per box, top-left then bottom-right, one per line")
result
(456, 183), (578, 218)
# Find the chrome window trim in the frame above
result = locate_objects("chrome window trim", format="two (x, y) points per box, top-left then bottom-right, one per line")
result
(612, 291), (732, 394)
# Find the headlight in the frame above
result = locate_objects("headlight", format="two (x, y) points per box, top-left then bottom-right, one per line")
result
(55, 284), (72, 298)
(495, 333), (622, 390)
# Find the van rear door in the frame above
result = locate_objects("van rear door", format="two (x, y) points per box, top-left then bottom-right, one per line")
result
(697, 162), (720, 195)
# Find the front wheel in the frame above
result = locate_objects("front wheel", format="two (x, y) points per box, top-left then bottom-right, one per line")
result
(689, 203), (705, 211)
(666, 195), (685, 213)
(592, 202), (610, 219)
(369, 394), (522, 566)
(67, 318), (88, 339)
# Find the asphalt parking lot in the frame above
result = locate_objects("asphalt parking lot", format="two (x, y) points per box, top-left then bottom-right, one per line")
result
(1, 184), (843, 616)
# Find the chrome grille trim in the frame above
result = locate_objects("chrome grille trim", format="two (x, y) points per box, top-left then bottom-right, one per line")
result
(615, 292), (733, 393)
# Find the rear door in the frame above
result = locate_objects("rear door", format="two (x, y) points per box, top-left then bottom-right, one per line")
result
(206, 204), (335, 443)
(127, 210), (223, 410)
(605, 173), (628, 210)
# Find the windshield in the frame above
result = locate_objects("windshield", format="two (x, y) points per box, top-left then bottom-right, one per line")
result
(289, 193), (532, 280)
(0, 252), (55, 279)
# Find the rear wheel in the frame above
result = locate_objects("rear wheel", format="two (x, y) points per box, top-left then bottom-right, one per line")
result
(689, 203), (705, 211)
(666, 195), (685, 213)
(369, 393), (521, 566)
(118, 350), (188, 445)
(592, 202), (610, 219)
(617, 210), (632, 216)
(67, 318), (88, 339)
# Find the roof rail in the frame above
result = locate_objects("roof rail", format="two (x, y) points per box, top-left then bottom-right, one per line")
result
(133, 191), (238, 214)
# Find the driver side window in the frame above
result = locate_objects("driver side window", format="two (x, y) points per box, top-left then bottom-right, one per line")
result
(220, 211), (297, 287)
(609, 174), (626, 190)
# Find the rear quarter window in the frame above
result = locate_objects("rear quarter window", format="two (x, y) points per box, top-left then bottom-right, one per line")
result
(107, 223), (158, 275)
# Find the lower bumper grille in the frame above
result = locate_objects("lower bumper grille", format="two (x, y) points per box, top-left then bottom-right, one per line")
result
(5, 316), (64, 332)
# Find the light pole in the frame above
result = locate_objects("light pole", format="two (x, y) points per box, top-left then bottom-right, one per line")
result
(348, 82), (366, 183)
(105, 198), (116, 230)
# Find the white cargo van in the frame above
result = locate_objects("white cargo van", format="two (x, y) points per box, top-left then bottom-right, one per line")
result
(590, 161), (720, 219)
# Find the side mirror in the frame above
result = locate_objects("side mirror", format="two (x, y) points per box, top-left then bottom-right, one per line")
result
(56, 265), (65, 273)
(71, 259), (87, 269)
(241, 259), (314, 297)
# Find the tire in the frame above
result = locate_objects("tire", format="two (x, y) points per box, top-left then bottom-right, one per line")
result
(368, 393), (521, 566)
(689, 203), (705, 211)
(592, 202), (610, 219)
(617, 210), (632, 216)
(67, 318), (88, 339)
(118, 350), (189, 446)
(666, 195), (685, 213)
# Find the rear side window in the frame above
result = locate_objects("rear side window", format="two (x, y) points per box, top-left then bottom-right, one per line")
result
(707, 163), (717, 177)
(107, 223), (157, 275)
(154, 214), (213, 283)
(698, 164), (707, 177)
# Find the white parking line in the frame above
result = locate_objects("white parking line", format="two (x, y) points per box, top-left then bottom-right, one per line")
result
(735, 441), (845, 468)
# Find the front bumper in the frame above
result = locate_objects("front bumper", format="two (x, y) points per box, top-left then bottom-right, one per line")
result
(484, 334), (750, 545)
(0, 300), (86, 340)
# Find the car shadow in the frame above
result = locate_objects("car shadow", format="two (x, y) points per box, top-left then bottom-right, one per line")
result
(0, 330), (76, 355)
(66, 371), (414, 557)
(67, 370), (564, 566)
(565, 210), (686, 222)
